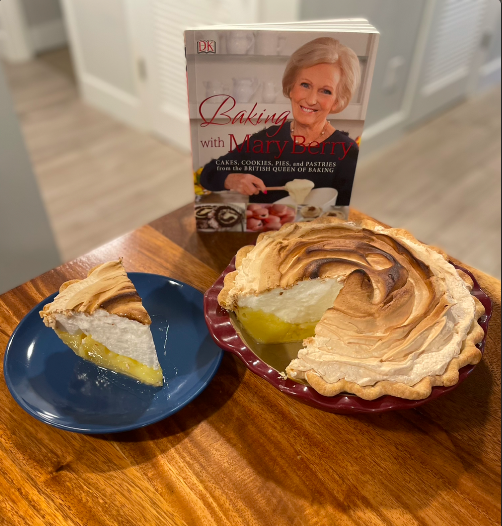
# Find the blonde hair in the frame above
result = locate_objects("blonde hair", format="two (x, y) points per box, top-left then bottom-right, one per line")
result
(282, 38), (361, 114)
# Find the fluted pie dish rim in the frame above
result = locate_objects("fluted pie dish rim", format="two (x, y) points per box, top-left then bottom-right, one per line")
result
(204, 218), (492, 412)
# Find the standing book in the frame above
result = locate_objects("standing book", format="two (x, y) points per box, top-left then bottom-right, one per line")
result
(185, 20), (379, 232)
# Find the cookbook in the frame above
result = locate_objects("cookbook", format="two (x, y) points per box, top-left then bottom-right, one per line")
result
(185, 20), (379, 232)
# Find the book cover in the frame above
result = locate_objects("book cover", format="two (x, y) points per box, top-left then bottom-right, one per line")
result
(185, 23), (379, 232)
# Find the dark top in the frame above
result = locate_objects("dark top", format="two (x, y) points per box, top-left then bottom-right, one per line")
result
(199, 123), (359, 205)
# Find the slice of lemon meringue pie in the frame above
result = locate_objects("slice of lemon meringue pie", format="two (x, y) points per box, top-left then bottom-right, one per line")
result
(41, 260), (163, 386)
(218, 218), (485, 400)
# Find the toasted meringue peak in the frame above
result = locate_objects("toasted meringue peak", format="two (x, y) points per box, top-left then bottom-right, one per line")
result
(41, 260), (151, 327)
(219, 218), (485, 399)
(220, 218), (434, 307)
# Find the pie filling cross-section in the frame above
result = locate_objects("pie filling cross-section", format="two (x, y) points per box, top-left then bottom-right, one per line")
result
(41, 260), (163, 387)
(218, 218), (485, 400)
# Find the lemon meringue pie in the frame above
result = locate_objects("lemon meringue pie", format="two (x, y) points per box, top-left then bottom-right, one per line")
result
(218, 218), (485, 400)
(41, 260), (163, 386)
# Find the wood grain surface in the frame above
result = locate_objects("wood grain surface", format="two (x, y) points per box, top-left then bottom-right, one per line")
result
(0, 214), (500, 526)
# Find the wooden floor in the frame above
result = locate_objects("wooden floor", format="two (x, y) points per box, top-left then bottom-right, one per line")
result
(3, 48), (501, 278)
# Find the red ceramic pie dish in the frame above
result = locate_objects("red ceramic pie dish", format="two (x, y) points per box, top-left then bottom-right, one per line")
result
(204, 260), (493, 414)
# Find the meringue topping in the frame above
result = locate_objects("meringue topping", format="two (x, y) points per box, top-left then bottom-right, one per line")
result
(219, 218), (482, 393)
(41, 260), (151, 327)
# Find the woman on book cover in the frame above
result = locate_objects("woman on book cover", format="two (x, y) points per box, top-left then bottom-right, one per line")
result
(199, 37), (361, 205)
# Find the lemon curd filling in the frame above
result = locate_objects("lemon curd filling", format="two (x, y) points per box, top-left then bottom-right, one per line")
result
(56, 330), (163, 387)
(236, 308), (317, 344)
(234, 278), (344, 344)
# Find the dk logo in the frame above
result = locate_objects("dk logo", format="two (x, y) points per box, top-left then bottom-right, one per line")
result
(197, 40), (216, 54)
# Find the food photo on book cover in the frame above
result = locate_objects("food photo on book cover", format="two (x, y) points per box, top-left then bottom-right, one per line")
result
(186, 28), (379, 232)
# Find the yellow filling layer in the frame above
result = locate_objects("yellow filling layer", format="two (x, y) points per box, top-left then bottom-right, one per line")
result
(236, 308), (317, 344)
(56, 330), (163, 387)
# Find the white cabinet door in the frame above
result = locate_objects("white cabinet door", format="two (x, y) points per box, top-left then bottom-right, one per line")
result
(61, 0), (146, 130)
(409, 0), (486, 125)
(128, 0), (260, 151)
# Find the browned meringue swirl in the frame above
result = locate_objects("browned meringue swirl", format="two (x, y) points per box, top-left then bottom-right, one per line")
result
(41, 260), (151, 325)
(299, 227), (445, 358)
(219, 218), (481, 395)
(222, 219), (472, 381)
(253, 224), (434, 302)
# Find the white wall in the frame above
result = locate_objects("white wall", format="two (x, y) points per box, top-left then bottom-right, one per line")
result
(486, 17), (501, 64)
(20, 0), (62, 26)
(0, 0), (33, 62)
(60, 0), (143, 130)
(477, 11), (501, 92)
(0, 63), (61, 294)
(0, 0), (67, 60)
(260, 0), (301, 22)
(300, 0), (501, 156)
(300, 0), (426, 130)
(68, 0), (138, 97)
(299, 0), (427, 157)
(21, 0), (67, 54)
(0, 14), (7, 58)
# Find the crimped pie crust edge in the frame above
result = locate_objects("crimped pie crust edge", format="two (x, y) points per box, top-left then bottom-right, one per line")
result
(295, 297), (485, 401)
(217, 218), (486, 400)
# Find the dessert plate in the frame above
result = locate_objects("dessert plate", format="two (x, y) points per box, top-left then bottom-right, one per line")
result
(204, 261), (492, 414)
(4, 274), (223, 434)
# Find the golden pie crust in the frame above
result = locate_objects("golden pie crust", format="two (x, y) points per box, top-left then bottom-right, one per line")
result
(301, 296), (484, 400)
(219, 218), (485, 400)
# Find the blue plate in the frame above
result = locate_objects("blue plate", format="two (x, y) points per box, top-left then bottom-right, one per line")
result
(3, 273), (223, 434)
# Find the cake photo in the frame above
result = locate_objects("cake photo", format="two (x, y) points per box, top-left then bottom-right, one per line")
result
(40, 260), (163, 386)
(218, 218), (486, 400)
(195, 204), (245, 231)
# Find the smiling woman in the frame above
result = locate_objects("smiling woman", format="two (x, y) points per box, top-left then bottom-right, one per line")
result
(283, 37), (361, 122)
(200, 38), (362, 205)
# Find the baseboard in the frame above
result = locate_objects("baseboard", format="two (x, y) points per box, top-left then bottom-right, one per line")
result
(29, 19), (67, 54)
(81, 74), (146, 131)
(477, 57), (501, 92)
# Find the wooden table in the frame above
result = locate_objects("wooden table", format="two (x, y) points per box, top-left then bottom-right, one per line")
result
(1, 205), (500, 526)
